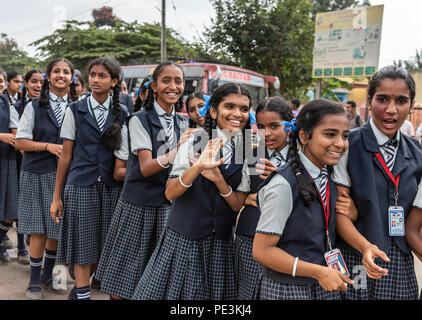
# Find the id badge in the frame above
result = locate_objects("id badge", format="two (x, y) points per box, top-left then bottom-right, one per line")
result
(388, 206), (405, 236)
(324, 248), (350, 277)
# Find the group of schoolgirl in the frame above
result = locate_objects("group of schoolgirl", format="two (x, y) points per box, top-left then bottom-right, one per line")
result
(1, 60), (422, 301)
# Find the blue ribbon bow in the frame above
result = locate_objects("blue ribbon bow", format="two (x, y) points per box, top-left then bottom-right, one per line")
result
(198, 94), (211, 117)
(249, 112), (256, 125)
(73, 75), (78, 85)
(282, 119), (298, 132)
(20, 83), (25, 91)
(42, 73), (47, 81)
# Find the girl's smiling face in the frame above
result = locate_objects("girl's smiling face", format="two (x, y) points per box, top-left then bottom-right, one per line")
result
(187, 97), (205, 127)
(369, 78), (413, 139)
(300, 113), (350, 169)
(25, 72), (43, 98)
(151, 65), (184, 111)
(257, 110), (288, 152)
(47, 60), (72, 93)
(210, 93), (250, 133)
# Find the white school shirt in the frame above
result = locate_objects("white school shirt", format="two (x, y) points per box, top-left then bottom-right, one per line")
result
(16, 93), (68, 140)
(8, 100), (19, 129)
(60, 95), (128, 161)
(332, 118), (422, 208)
(129, 100), (175, 155)
(170, 127), (251, 193)
(256, 150), (328, 236)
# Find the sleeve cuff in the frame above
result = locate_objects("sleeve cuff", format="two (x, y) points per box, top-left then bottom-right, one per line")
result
(255, 230), (283, 237)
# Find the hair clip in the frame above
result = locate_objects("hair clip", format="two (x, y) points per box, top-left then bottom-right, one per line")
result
(249, 112), (256, 125)
(283, 119), (298, 132)
(198, 95), (211, 117)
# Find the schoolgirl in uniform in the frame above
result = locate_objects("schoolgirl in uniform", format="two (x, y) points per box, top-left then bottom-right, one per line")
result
(6, 71), (23, 105)
(0, 69), (7, 94)
(132, 82), (254, 300)
(132, 76), (151, 113)
(234, 96), (293, 300)
(16, 58), (77, 300)
(50, 57), (128, 301)
(71, 70), (86, 100)
(95, 60), (190, 300)
(14, 69), (43, 118)
(0, 86), (19, 264)
(252, 99), (353, 300)
(185, 92), (206, 128)
(333, 65), (422, 300)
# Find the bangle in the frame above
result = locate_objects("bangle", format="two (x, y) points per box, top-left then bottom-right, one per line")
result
(220, 185), (233, 198)
(178, 175), (192, 188)
(292, 257), (299, 277)
(157, 156), (169, 169)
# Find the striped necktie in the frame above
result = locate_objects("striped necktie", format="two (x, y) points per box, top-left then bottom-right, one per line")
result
(96, 104), (107, 132)
(317, 167), (329, 207)
(273, 151), (283, 167)
(225, 139), (235, 169)
(162, 113), (174, 148)
(382, 139), (398, 172)
(52, 97), (65, 125)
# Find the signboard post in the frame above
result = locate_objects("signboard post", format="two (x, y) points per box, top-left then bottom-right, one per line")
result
(312, 5), (384, 80)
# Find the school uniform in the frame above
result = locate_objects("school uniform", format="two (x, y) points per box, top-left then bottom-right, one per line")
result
(0, 94), (19, 222)
(332, 119), (422, 300)
(56, 94), (128, 267)
(16, 93), (69, 239)
(256, 151), (341, 300)
(119, 92), (133, 115)
(95, 101), (187, 299)
(234, 145), (288, 300)
(131, 127), (250, 300)
(13, 96), (31, 182)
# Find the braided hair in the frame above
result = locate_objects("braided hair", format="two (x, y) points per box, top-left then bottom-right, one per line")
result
(142, 60), (185, 112)
(288, 99), (346, 206)
(203, 82), (252, 161)
(19, 69), (43, 113)
(87, 57), (123, 151)
(133, 76), (152, 113)
(255, 96), (293, 123)
(40, 58), (77, 106)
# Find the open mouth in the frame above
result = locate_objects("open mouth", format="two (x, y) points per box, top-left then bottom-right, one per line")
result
(383, 118), (397, 129)
(327, 150), (343, 159)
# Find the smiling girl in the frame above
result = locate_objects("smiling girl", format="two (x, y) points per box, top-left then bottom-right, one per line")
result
(131, 82), (254, 300)
(186, 92), (206, 128)
(333, 66), (422, 300)
(50, 57), (128, 301)
(252, 99), (353, 300)
(16, 58), (77, 300)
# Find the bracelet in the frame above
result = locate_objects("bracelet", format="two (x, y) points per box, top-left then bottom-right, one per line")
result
(157, 156), (170, 169)
(220, 185), (233, 198)
(45, 143), (49, 151)
(178, 175), (192, 188)
(292, 257), (299, 277)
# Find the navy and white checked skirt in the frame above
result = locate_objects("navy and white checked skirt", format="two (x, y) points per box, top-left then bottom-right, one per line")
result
(258, 276), (341, 300)
(234, 235), (261, 300)
(132, 228), (237, 300)
(338, 239), (419, 300)
(0, 155), (18, 221)
(56, 182), (121, 266)
(95, 198), (170, 299)
(17, 170), (60, 239)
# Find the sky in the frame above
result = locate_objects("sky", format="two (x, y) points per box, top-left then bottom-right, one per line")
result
(1, 0), (422, 68)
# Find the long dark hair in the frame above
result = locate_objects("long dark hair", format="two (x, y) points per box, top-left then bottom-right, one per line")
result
(87, 57), (123, 151)
(20, 69), (43, 113)
(255, 96), (293, 123)
(186, 91), (205, 128)
(39, 58), (77, 105)
(142, 60), (185, 112)
(288, 99), (346, 206)
(133, 76), (152, 113)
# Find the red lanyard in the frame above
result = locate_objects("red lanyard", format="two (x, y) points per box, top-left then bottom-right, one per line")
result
(374, 152), (400, 205)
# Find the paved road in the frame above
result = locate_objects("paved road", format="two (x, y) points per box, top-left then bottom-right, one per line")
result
(1, 226), (421, 300)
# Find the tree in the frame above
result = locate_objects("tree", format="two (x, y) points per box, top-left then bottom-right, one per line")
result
(0, 33), (40, 74)
(204, 0), (315, 98)
(310, 0), (371, 19)
(31, 20), (200, 72)
(92, 6), (119, 27)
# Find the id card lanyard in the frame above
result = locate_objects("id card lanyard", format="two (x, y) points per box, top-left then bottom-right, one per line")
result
(374, 153), (400, 206)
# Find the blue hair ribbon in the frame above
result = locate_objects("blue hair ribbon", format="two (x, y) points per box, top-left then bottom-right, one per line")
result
(20, 83), (25, 91)
(283, 119), (297, 132)
(144, 76), (152, 89)
(249, 112), (256, 125)
(135, 88), (140, 96)
(198, 94), (211, 117)
(73, 75), (77, 84)
(42, 73), (47, 81)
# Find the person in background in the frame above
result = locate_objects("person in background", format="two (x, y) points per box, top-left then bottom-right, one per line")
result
(290, 99), (301, 118)
(345, 100), (364, 129)
(6, 71), (23, 105)
(400, 119), (415, 138)
(0, 70), (7, 94)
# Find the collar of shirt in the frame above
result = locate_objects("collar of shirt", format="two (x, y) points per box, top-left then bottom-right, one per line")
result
(267, 145), (289, 161)
(154, 100), (175, 116)
(49, 92), (68, 103)
(298, 150), (327, 182)
(215, 126), (242, 148)
(369, 117), (400, 147)
(90, 94), (111, 110)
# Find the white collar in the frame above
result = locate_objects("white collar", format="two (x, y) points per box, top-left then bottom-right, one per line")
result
(298, 150), (326, 180)
(369, 117), (400, 146)
(90, 94), (110, 110)
(49, 92), (68, 102)
(267, 144), (288, 160)
(154, 100), (174, 116)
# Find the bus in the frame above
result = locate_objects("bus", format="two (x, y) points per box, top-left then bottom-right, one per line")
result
(122, 61), (280, 110)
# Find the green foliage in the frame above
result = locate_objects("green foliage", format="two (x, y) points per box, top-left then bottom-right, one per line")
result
(310, 0), (371, 19)
(0, 34), (40, 74)
(30, 20), (200, 72)
(205, 0), (315, 98)
(395, 49), (422, 73)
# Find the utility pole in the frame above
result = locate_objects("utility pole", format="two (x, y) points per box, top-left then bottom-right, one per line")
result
(161, 0), (166, 62)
